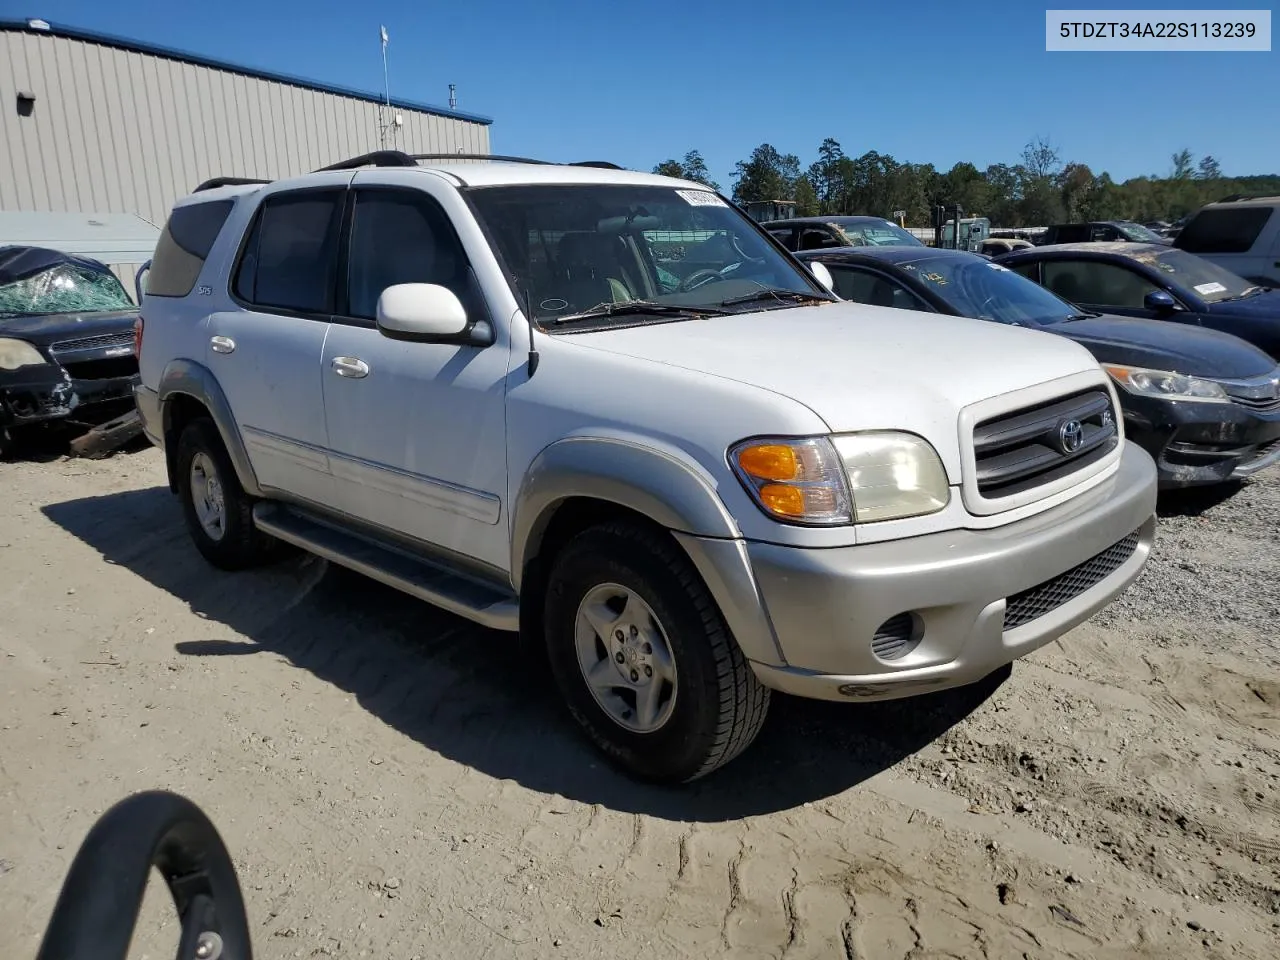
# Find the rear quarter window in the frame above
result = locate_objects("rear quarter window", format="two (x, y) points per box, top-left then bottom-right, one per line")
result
(147, 200), (235, 297)
(1176, 207), (1274, 254)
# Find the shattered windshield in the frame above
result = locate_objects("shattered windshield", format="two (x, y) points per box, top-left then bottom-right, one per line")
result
(0, 264), (135, 318)
(1114, 221), (1164, 243)
(467, 183), (826, 324)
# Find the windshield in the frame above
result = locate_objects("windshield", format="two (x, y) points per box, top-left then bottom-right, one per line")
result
(0, 264), (135, 318)
(899, 255), (1079, 326)
(1114, 221), (1164, 243)
(467, 184), (823, 324)
(831, 219), (924, 247)
(1137, 248), (1256, 302)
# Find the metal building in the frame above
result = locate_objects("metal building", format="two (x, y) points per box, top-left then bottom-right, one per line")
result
(1, 18), (494, 227)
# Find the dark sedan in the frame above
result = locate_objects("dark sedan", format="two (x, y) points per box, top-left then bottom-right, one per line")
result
(797, 245), (1280, 489)
(0, 245), (140, 457)
(994, 242), (1280, 359)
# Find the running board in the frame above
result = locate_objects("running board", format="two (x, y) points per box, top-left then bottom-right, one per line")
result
(252, 503), (519, 631)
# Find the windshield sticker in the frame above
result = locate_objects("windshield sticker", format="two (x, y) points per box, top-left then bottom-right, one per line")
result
(1194, 281), (1227, 295)
(987, 262), (1011, 271)
(1156, 261), (1177, 273)
(675, 190), (727, 208)
(922, 272), (948, 285)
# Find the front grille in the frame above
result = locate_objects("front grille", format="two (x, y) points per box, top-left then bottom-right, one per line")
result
(1229, 395), (1280, 412)
(871, 613), (916, 660)
(50, 332), (135, 355)
(1222, 369), (1280, 411)
(973, 389), (1118, 498)
(1003, 530), (1140, 631)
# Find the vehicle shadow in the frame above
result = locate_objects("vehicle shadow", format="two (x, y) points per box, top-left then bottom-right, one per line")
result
(42, 486), (1006, 823)
(1157, 479), (1246, 518)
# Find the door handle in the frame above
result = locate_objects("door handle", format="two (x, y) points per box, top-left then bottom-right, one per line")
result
(210, 336), (235, 355)
(331, 356), (370, 379)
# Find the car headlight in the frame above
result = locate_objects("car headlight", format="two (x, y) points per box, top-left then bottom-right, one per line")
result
(729, 432), (950, 526)
(730, 437), (852, 525)
(1102, 364), (1229, 402)
(0, 338), (50, 371)
(833, 432), (950, 522)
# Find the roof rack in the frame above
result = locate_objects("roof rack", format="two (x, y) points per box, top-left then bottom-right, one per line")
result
(313, 152), (627, 173)
(193, 176), (272, 193)
(316, 150), (418, 172)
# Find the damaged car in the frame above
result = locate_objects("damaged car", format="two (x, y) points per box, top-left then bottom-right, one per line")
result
(0, 245), (140, 458)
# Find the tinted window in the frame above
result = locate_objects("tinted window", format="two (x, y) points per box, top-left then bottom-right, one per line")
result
(233, 190), (343, 314)
(767, 227), (797, 250)
(798, 227), (843, 251)
(147, 200), (234, 298)
(344, 190), (480, 321)
(1042, 260), (1158, 308)
(830, 267), (924, 311)
(1176, 207), (1274, 254)
(1049, 225), (1091, 243)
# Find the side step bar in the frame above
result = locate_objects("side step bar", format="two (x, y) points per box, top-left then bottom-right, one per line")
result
(252, 503), (519, 631)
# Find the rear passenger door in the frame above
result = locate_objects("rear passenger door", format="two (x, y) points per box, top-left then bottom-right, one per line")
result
(206, 187), (344, 505)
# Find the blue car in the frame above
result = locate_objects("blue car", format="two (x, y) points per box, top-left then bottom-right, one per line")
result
(995, 242), (1280, 359)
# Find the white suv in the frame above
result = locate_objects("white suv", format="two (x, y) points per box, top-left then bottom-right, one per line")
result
(134, 152), (1158, 782)
(1175, 195), (1280, 286)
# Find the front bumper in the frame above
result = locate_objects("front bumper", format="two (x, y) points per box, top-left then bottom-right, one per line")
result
(743, 443), (1158, 702)
(0, 366), (138, 429)
(1119, 393), (1280, 489)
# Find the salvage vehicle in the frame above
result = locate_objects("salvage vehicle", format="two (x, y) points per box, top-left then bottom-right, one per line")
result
(135, 152), (1158, 782)
(1174, 195), (1280, 287)
(1041, 221), (1170, 245)
(0, 245), (140, 458)
(996, 242), (1280, 359)
(761, 215), (924, 252)
(798, 246), (1280, 489)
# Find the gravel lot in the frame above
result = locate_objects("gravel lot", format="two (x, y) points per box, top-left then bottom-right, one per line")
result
(1, 445), (1277, 959)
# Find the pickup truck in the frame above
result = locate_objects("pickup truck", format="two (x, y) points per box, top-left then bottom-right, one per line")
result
(133, 152), (1159, 782)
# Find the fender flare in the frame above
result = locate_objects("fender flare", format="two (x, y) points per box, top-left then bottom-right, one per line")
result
(158, 359), (263, 497)
(510, 437), (788, 668)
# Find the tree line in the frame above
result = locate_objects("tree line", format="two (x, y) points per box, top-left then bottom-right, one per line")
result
(652, 139), (1280, 227)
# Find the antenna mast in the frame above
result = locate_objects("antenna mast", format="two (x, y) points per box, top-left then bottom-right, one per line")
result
(378, 25), (393, 148)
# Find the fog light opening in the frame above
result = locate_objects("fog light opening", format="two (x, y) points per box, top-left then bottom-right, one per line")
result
(870, 611), (923, 662)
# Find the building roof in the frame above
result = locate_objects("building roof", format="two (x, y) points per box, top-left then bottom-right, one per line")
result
(2, 18), (493, 126)
(0, 210), (160, 263)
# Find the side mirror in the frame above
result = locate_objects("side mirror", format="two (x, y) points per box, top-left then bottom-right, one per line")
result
(808, 261), (836, 293)
(376, 283), (469, 341)
(1144, 289), (1179, 313)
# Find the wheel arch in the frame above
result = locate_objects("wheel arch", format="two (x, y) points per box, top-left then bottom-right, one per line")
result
(158, 359), (262, 497)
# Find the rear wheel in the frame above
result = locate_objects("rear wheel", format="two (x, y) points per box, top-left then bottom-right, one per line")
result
(543, 521), (770, 783)
(175, 418), (277, 570)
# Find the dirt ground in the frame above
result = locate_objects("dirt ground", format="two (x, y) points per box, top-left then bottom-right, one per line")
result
(2, 445), (1277, 960)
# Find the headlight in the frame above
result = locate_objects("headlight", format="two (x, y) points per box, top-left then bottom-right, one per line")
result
(833, 432), (950, 522)
(729, 432), (950, 526)
(730, 437), (852, 525)
(0, 338), (50, 371)
(1102, 364), (1229, 402)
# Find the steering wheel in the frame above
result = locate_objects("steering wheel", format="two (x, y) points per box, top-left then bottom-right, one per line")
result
(678, 268), (728, 292)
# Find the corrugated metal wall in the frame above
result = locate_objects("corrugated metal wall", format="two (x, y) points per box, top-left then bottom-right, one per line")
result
(1, 29), (491, 227)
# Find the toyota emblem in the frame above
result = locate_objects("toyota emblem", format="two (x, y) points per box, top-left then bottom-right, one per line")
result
(1058, 419), (1085, 454)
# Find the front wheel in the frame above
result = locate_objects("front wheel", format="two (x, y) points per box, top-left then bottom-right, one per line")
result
(543, 521), (770, 783)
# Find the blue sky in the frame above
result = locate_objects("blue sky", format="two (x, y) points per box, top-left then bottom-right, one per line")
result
(22, 0), (1280, 186)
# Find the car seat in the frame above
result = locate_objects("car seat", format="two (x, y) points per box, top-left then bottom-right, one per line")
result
(554, 232), (632, 309)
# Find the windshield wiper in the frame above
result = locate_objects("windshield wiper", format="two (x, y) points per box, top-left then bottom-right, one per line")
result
(1219, 286), (1267, 302)
(544, 299), (731, 327)
(719, 288), (835, 308)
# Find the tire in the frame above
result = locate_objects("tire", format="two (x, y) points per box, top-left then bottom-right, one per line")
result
(174, 418), (277, 570)
(543, 521), (770, 783)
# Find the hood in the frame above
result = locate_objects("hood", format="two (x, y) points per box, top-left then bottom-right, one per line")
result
(1204, 289), (1280, 320)
(1046, 313), (1274, 379)
(566, 301), (1102, 439)
(0, 309), (139, 347)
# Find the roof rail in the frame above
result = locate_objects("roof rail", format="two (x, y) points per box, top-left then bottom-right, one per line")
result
(315, 150), (417, 172)
(1216, 193), (1247, 203)
(572, 160), (623, 169)
(411, 153), (549, 165)
(193, 176), (272, 193)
